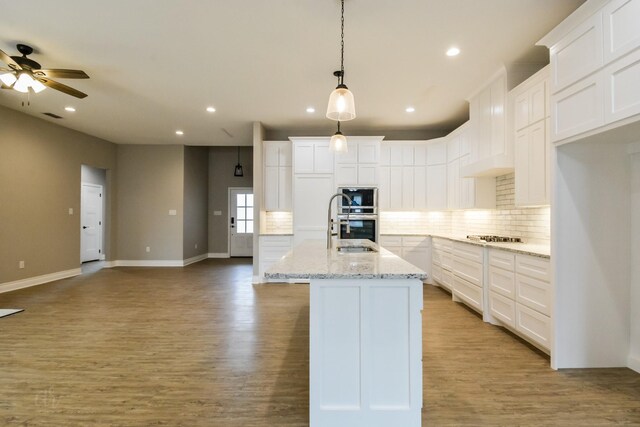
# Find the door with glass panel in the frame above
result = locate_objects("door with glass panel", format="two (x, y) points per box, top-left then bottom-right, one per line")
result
(229, 188), (254, 257)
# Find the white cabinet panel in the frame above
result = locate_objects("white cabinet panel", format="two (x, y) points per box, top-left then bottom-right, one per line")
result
(515, 119), (549, 207)
(263, 141), (292, 212)
(432, 264), (443, 284)
(452, 257), (483, 287)
(551, 11), (604, 92)
(603, 0), (640, 63)
(402, 246), (429, 271)
(379, 235), (403, 247)
(335, 146), (358, 164)
(552, 74), (605, 141)
(379, 167), (390, 210)
(413, 166), (427, 210)
(293, 174), (334, 245)
(358, 140), (380, 164)
(447, 158), (460, 209)
(264, 166), (279, 211)
(402, 145), (414, 166)
(259, 235), (293, 280)
(335, 164), (358, 186)
(515, 303), (551, 350)
(426, 164), (447, 210)
(489, 249), (515, 271)
(453, 241), (484, 263)
(490, 291), (516, 328)
(489, 266), (516, 299)
(514, 91), (530, 132)
(529, 80), (548, 125)
(441, 269), (454, 290)
(426, 139), (447, 165)
(402, 168), (414, 210)
(414, 145), (427, 165)
(516, 274), (552, 316)
(278, 167), (292, 211)
(264, 144), (280, 166)
(389, 144), (403, 166)
(605, 47), (640, 123)
(389, 167), (403, 208)
(314, 140), (334, 173)
(358, 165), (378, 186)
(294, 141), (315, 173)
(515, 254), (551, 282)
(453, 276), (483, 313)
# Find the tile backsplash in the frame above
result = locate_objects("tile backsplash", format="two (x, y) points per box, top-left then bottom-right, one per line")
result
(380, 173), (550, 244)
(264, 211), (293, 234)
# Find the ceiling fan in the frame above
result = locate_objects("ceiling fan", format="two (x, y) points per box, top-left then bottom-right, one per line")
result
(0, 43), (89, 98)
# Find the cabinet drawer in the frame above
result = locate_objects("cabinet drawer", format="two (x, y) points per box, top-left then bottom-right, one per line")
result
(516, 303), (551, 350)
(453, 242), (484, 263)
(516, 274), (552, 316)
(515, 254), (550, 281)
(488, 266), (516, 299)
(490, 291), (516, 328)
(552, 73), (605, 142)
(402, 236), (430, 248)
(453, 257), (483, 287)
(605, 47), (640, 123)
(260, 236), (293, 248)
(489, 249), (515, 271)
(432, 249), (443, 267)
(453, 276), (483, 313)
(441, 252), (453, 271)
(603, 0), (640, 63)
(432, 264), (442, 284)
(432, 237), (453, 252)
(379, 235), (403, 247)
(441, 269), (454, 290)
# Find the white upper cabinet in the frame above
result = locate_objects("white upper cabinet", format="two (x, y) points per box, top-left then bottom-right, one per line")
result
(426, 138), (448, 210)
(263, 141), (292, 211)
(511, 67), (551, 207)
(462, 70), (513, 177)
(334, 137), (382, 186)
(540, 0), (640, 143)
(291, 137), (334, 174)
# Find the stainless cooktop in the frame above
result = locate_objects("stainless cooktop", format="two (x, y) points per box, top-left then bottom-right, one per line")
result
(467, 235), (523, 243)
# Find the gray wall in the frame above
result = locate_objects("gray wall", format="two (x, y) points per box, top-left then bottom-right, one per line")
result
(208, 146), (253, 254)
(0, 105), (118, 283)
(183, 146), (209, 259)
(116, 145), (184, 261)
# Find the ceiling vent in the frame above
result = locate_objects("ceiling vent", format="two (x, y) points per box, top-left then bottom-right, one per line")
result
(43, 112), (63, 119)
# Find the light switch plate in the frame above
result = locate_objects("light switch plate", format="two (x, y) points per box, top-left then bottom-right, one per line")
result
(169, 209), (177, 216)
(68, 208), (73, 215)
(214, 211), (222, 216)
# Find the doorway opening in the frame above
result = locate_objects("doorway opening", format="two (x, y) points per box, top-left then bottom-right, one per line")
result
(229, 187), (254, 257)
(80, 165), (107, 271)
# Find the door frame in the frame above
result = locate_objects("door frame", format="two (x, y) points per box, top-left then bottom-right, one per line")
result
(80, 182), (104, 262)
(227, 187), (254, 256)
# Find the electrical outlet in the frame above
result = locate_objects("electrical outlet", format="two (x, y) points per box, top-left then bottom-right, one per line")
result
(68, 208), (73, 215)
(214, 211), (222, 216)
(169, 209), (177, 216)
(195, 243), (198, 249)
(146, 246), (151, 253)
(19, 260), (25, 269)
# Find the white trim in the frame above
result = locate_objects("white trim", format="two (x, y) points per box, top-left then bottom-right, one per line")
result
(0, 268), (82, 294)
(111, 260), (184, 267)
(103, 260), (118, 268)
(208, 252), (230, 258)
(183, 253), (208, 266)
(629, 355), (640, 374)
(252, 275), (262, 284)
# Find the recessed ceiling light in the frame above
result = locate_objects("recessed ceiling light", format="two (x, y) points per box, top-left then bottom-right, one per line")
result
(65, 106), (76, 112)
(175, 130), (184, 136)
(206, 106), (216, 113)
(405, 107), (415, 113)
(446, 47), (461, 57)
(306, 107), (315, 113)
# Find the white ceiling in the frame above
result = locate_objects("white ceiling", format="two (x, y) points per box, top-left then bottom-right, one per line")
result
(0, 0), (585, 146)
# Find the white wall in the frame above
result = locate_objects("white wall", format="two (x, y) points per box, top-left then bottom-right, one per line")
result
(553, 138), (631, 369)
(630, 148), (640, 372)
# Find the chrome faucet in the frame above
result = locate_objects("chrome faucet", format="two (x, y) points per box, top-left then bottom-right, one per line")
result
(327, 193), (353, 249)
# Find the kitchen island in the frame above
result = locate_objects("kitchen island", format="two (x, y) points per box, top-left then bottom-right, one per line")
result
(265, 239), (427, 427)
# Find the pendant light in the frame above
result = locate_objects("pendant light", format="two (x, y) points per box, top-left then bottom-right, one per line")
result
(326, 0), (356, 122)
(329, 121), (348, 153)
(234, 147), (244, 177)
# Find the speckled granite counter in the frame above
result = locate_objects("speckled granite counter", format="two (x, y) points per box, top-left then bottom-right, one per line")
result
(264, 239), (427, 280)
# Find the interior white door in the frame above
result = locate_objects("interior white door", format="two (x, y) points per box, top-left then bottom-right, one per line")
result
(81, 183), (103, 262)
(229, 188), (254, 257)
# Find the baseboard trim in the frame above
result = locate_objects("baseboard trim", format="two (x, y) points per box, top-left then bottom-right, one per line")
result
(0, 268), (82, 294)
(628, 354), (640, 373)
(208, 253), (230, 258)
(112, 260), (185, 267)
(184, 253), (208, 266)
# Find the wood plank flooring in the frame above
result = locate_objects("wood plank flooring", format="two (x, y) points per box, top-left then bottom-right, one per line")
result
(0, 258), (639, 426)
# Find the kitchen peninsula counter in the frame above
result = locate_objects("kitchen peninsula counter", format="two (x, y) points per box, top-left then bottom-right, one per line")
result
(266, 239), (425, 427)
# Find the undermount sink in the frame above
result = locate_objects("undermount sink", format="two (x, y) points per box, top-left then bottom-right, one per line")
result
(336, 245), (377, 253)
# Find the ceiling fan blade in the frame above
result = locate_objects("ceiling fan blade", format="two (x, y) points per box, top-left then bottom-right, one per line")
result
(34, 69), (89, 79)
(0, 49), (21, 70)
(37, 77), (88, 98)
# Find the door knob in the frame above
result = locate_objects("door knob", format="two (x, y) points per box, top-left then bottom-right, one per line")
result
(82, 226), (88, 229)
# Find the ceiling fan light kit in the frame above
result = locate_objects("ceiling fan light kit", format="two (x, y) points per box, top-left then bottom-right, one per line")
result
(0, 43), (90, 99)
(326, 0), (355, 153)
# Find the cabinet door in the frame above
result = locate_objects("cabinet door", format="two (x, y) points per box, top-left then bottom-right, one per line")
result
(459, 154), (475, 209)
(402, 167), (415, 209)
(264, 143), (281, 166)
(514, 128), (530, 207)
(552, 73), (605, 142)
(447, 159), (460, 209)
(426, 139), (447, 165)
(413, 166), (427, 210)
(279, 143), (292, 166)
(358, 140), (380, 164)
(426, 164), (447, 210)
(605, 47), (640, 123)
(335, 164), (358, 186)
(279, 166), (292, 211)
(414, 144), (427, 165)
(378, 167), (390, 210)
(402, 145), (415, 166)
(402, 246), (429, 270)
(529, 80), (547, 124)
(527, 120), (548, 205)
(264, 166), (279, 211)
(294, 142), (315, 173)
(603, 0), (640, 64)
(514, 91), (530, 131)
(389, 144), (403, 166)
(477, 88), (493, 160)
(389, 167), (403, 208)
(293, 174), (334, 245)
(358, 165), (378, 186)
(490, 76), (506, 156)
(313, 140), (334, 173)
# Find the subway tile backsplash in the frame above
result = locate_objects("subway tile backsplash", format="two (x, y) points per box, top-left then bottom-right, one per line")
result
(264, 211), (293, 234)
(380, 173), (550, 244)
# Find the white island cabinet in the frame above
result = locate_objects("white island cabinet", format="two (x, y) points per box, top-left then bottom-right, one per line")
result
(265, 239), (426, 427)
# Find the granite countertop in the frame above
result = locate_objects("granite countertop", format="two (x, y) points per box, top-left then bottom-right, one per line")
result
(264, 239), (428, 280)
(430, 234), (550, 258)
(259, 233), (294, 236)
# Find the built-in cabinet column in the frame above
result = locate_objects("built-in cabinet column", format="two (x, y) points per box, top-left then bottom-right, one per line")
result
(263, 141), (292, 211)
(334, 137), (383, 187)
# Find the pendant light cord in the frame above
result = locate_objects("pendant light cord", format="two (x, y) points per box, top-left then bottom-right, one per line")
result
(340, 0), (345, 85)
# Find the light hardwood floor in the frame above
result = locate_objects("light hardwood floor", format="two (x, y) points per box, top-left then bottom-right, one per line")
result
(0, 258), (639, 426)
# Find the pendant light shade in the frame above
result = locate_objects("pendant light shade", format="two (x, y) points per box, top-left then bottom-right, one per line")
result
(234, 147), (244, 177)
(329, 122), (348, 153)
(326, 84), (356, 121)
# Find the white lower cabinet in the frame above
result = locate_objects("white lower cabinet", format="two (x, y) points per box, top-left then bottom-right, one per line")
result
(488, 248), (552, 353)
(259, 235), (293, 281)
(379, 235), (431, 281)
(452, 275), (483, 313)
(451, 241), (484, 313)
(431, 237), (453, 291)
